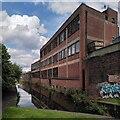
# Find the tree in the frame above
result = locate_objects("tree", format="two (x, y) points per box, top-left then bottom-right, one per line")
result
(1, 43), (22, 91)
(10, 63), (22, 82)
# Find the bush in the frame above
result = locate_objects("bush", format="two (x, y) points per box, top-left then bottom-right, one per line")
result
(65, 88), (76, 97)
(34, 82), (40, 88)
(72, 93), (107, 115)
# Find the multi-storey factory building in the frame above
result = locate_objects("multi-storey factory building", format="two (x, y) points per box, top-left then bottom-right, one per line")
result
(31, 3), (119, 96)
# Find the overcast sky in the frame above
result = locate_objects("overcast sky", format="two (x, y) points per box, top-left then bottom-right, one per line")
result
(1, 0), (120, 72)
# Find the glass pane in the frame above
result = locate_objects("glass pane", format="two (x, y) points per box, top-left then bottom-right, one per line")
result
(72, 44), (75, 54)
(68, 47), (71, 56)
(76, 41), (80, 53)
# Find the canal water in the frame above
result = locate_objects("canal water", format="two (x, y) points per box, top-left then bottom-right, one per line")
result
(16, 84), (36, 108)
(16, 84), (78, 112)
(16, 84), (120, 118)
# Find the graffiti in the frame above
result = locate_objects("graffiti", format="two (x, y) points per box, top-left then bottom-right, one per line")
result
(97, 82), (120, 98)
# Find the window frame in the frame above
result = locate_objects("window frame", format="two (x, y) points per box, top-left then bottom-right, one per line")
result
(53, 67), (58, 78)
(75, 41), (80, 53)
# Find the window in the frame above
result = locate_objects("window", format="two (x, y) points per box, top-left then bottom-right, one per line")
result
(43, 61), (45, 66)
(105, 15), (108, 20)
(53, 53), (58, 63)
(67, 41), (79, 57)
(68, 25), (71, 37)
(68, 46), (72, 56)
(40, 51), (42, 58)
(44, 48), (47, 55)
(57, 37), (60, 45)
(68, 15), (79, 37)
(45, 59), (47, 66)
(60, 32), (65, 43)
(71, 44), (75, 55)
(48, 57), (52, 64)
(112, 18), (115, 24)
(63, 49), (67, 59)
(53, 67), (58, 78)
(41, 71), (44, 78)
(59, 51), (62, 60)
(75, 41), (80, 53)
(40, 50), (45, 58)
(51, 42), (54, 50)
(54, 38), (58, 48)
(45, 59), (49, 66)
(41, 70), (47, 78)
(59, 49), (66, 60)
(48, 44), (51, 52)
(61, 50), (64, 59)
(65, 48), (67, 57)
(32, 72), (39, 78)
(48, 69), (52, 78)
(44, 70), (47, 78)
(42, 61), (44, 67)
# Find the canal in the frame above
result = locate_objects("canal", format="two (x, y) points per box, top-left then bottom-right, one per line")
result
(16, 84), (36, 108)
(16, 84), (77, 112)
(16, 84), (120, 118)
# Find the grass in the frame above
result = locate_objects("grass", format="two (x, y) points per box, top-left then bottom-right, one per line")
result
(2, 107), (107, 119)
(98, 98), (120, 104)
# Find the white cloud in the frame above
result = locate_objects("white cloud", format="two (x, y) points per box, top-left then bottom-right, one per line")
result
(38, 24), (47, 34)
(47, 1), (80, 15)
(38, 1), (119, 15)
(0, 10), (48, 72)
(8, 48), (33, 66)
(7, 48), (41, 72)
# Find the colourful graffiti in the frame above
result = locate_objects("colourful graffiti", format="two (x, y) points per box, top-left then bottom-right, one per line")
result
(97, 82), (120, 98)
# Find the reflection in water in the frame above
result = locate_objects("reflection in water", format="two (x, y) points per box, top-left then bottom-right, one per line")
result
(16, 84), (119, 118)
(30, 87), (78, 112)
(16, 84), (36, 108)
(17, 85), (79, 112)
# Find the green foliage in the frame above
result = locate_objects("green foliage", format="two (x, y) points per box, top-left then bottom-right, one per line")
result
(1, 43), (22, 91)
(42, 86), (49, 90)
(34, 82), (40, 88)
(72, 93), (107, 115)
(10, 63), (22, 81)
(65, 88), (76, 97)
(63, 88), (107, 115)
(98, 98), (120, 104)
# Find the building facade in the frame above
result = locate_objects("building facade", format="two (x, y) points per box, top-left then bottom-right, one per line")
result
(31, 60), (40, 84)
(31, 3), (119, 96)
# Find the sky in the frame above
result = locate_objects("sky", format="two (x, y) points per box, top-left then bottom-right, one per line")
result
(1, 0), (120, 72)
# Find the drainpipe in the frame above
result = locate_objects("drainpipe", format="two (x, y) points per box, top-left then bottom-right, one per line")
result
(82, 10), (88, 92)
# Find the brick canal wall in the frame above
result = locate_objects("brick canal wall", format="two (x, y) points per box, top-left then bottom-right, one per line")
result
(86, 42), (120, 97)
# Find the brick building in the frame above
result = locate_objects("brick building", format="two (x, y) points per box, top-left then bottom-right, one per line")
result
(31, 60), (40, 84)
(31, 3), (119, 96)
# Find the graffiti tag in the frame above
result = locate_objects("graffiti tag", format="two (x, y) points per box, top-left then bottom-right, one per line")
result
(97, 82), (120, 98)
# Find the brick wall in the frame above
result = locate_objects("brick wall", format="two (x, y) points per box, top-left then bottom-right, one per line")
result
(87, 13), (104, 40)
(31, 78), (40, 84)
(68, 62), (79, 78)
(86, 50), (120, 97)
(59, 65), (67, 78)
(52, 79), (80, 91)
